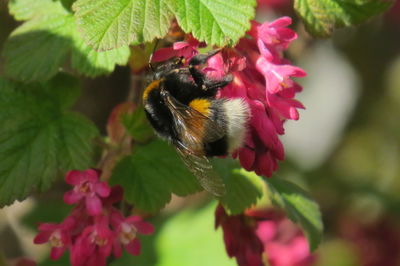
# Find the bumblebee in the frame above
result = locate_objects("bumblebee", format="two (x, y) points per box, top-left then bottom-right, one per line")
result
(143, 49), (249, 196)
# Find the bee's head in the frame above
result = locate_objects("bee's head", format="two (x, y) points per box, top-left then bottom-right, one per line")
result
(150, 56), (185, 80)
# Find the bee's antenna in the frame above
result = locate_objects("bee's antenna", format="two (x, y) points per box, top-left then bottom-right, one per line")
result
(148, 39), (160, 73)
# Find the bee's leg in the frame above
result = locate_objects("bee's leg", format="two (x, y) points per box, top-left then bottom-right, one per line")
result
(188, 49), (222, 89)
(204, 75), (233, 90)
(189, 49), (222, 66)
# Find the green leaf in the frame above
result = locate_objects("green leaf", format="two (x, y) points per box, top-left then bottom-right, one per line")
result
(2, 15), (74, 82)
(43, 72), (81, 109)
(294, 0), (394, 37)
(3, 10), (130, 81)
(212, 158), (264, 215)
(122, 107), (155, 143)
(265, 178), (323, 251)
(22, 198), (72, 230)
(71, 33), (130, 77)
(73, 0), (174, 51)
(110, 140), (201, 212)
(156, 203), (236, 266)
(0, 75), (99, 206)
(8, 0), (69, 21)
(167, 0), (256, 46)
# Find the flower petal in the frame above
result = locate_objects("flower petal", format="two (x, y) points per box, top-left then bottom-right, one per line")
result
(106, 185), (124, 204)
(125, 238), (141, 255)
(65, 170), (83, 185)
(134, 221), (155, 235)
(85, 195), (102, 216)
(238, 146), (255, 171)
(113, 239), (123, 258)
(50, 247), (66, 260)
(94, 182), (111, 198)
(173, 41), (189, 50)
(268, 16), (292, 28)
(38, 223), (58, 231)
(84, 169), (99, 183)
(63, 190), (83, 205)
(33, 231), (52, 244)
(151, 47), (177, 62)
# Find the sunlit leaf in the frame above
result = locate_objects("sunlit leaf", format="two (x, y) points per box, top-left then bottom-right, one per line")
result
(73, 0), (174, 51)
(2, 15), (74, 82)
(295, 0), (394, 37)
(0, 75), (98, 206)
(110, 140), (201, 212)
(156, 203), (236, 266)
(266, 178), (323, 251)
(213, 158), (264, 215)
(167, 0), (256, 46)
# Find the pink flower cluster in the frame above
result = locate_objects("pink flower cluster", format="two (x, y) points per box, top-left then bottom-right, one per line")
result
(152, 17), (306, 177)
(215, 205), (315, 266)
(34, 169), (154, 266)
(339, 216), (400, 266)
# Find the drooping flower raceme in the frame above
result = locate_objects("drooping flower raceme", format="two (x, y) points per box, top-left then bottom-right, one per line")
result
(215, 205), (264, 266)
(63, 169), (111, 215)
(34, 169), (154, 266)
(215, 205), (315, 266)
(152, 17), (306, 177)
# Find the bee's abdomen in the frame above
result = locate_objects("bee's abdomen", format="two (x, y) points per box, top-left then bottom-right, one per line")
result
(144, 83), (179, 142)
(206, 98), (250, 155)
(202, 98), (250, 157)
(204, 136), (228, 157)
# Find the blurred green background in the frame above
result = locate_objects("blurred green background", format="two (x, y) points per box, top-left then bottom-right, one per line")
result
(1, 0), (400, 265)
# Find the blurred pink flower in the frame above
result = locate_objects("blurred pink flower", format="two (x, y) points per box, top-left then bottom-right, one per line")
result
(33, 216), (76, 260)
(63, 169), (111, 216)
(111, 211), (155, 257)
(34, 170), (154, 266)
(340, 216), (400, 266)
(216, 206), (315, 266)
(151, 36), (200, 62)
(250, 18), (297, 51)
(70, 217), (114, 266)
(251, 210), (315, 266)
(256, 0), (292, 13)
(215, 205), (264, 266)
(14, 258), (37, 266)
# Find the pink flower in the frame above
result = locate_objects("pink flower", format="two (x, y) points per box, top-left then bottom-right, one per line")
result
(257, 0), (292, 11)
(339, 216), (400, 266)
(34, 216), (76, 260)
(34, 169), (154, 266)
(255, 213), (315, 266)
(111, 211), (155, 257)
(151, 36), (200, 62)
(63, 169), (111, 216)
(14, 258), (37, 266)
(215, 205), (264, 266)
(250, 17), (297, 51)
(216, 206), (315, 266)
(215, 17), (305, 177)
(256, 52), (306, 95)
(70, 217), (114, 266)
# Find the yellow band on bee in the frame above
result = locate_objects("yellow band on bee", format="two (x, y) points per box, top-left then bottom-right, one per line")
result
(143, 79), (163, 101)
(189, 99), (211, 115)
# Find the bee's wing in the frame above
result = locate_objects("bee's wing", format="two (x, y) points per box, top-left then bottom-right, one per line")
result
(161, 89), (226, 154)
(175, 146), (226, 197)
(161, 89), (226, 196)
